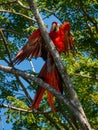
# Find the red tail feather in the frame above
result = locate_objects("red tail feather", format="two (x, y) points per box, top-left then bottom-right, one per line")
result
(31, 87), (45, 109)
(47, 91), (55, 112)
(31, 60), (63, 111)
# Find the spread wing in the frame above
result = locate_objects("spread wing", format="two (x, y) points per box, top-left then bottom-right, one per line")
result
(60, 22), (75, 54)
(13, 29), (47, 64)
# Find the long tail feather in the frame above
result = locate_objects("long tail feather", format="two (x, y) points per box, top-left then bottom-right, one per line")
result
(31, 60), (63, 111)
(30, 64), (47, 109)
(31, 86), (45, 109)
(47, 91), (55, 112)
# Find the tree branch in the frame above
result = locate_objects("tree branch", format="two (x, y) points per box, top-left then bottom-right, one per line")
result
(1, 28), (27, 37)
(0, 65), (70, 106)
(75, 73), (98, 82)
(57, 106), (78, 130)
(0, 29), (32, 103)
(0, 10), (35, 22)
(17, 0), (62, 22)
(0, 104), (31, 113)
(0, 28), (13, 65)
(0, 65), (86, 115)
(0, 103), (65, 129)
(0, 0), (17, 6)
(0, 104), (50, 114)
(0, 64), (92, 130)
(17, 0), (30, 10)
(77, 1), (98, 33)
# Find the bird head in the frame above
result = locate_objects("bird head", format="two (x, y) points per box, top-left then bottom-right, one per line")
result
(50, 22), (59, 32)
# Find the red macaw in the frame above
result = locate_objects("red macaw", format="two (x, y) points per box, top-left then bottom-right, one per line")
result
(13, 22), (74, 112)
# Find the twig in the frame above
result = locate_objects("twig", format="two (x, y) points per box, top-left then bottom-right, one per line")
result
(16, 77), (32, 103)
(0, 10), (35, 22)
(0, 28), (13, 65)
(0, 104), (51, 114)
(1, 28), (27, 38)
(0, 0), (17, 6)
(28, 58), (35, 72)
(17, 0), (30, 10)
(75, 73), (98, 82)
(0, 104), (31, 113)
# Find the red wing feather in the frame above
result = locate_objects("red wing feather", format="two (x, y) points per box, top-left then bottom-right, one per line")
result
(13, 29), (44, 64)
(60, 22), (75, 54)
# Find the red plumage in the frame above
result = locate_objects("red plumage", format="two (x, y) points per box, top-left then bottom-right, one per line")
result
(31, 57), (63, 112)
(13, 22), (74, 112)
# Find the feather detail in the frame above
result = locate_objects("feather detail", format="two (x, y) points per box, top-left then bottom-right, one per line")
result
(31, 58), (63, 111)
(59, 22), (74, 54)
(31, 86), (45, 109)
(47, 91), (55, 113)
(13, 29), (45, 64)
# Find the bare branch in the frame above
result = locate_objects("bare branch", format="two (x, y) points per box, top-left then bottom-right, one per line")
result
(0, 104), (30, 113)
(0, 10), (35, 22)
(0, 104), (51, 114)
(1, 28), (27, 37)
(75, 73), (98, 82)
(0, 103), (64, 130)
(17, 0), (30, 10)
(0, 28), (13, 65)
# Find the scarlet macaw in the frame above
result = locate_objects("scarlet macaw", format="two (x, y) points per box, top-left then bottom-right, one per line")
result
(13, 22), (74, 112)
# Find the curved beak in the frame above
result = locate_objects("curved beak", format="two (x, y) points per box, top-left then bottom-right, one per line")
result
(50, 23), (59, 32)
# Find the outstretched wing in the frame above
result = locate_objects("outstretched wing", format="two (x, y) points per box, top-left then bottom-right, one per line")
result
(60, 22), (75, 54)
(13, 29), (46, 64)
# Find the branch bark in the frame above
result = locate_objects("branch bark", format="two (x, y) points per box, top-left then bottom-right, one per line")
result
(26, 0), (92, 129)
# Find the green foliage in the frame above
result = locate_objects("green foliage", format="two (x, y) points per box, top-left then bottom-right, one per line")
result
(0, 0), (98, 129)
(62, 53), (98, 129)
